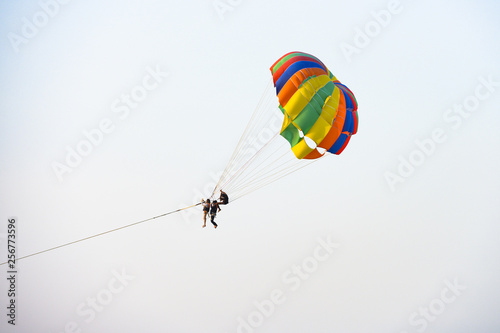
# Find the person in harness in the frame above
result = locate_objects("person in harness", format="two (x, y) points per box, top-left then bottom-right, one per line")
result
(201, 199), (210, 228)
(219, 190), (229, 205)
(210, 200), (221, 228)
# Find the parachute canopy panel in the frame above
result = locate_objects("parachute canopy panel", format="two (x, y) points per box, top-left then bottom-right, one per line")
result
(270, 51), (359, 159)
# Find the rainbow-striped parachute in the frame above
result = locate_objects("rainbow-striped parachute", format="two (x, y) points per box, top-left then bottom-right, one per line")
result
(270, 52), (358, 159)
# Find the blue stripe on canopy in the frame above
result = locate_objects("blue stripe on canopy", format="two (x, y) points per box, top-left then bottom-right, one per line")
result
(344, 108), (354, 134)
(327, 109), (354, 154)
(328, 133), (348, 154)
(337, 84), (354, 111)
(275, 61), (325, 95)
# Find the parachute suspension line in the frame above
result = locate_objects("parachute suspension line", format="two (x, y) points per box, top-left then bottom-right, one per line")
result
(231, 157), (321, 202)
(211, 79), (274, 198)
(217, 132), (280, 192)
(220, 88), (277, 184)
(223, 136), (324, 201)
(224, 141), (292, 194)
(212, 79), (278, 196)
(229, 152), (314, 199)
(0, 203), (201, 266)
(227, 150), (298, 194)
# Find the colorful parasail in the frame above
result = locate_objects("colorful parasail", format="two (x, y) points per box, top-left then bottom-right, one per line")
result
(270, 51), (359, 159)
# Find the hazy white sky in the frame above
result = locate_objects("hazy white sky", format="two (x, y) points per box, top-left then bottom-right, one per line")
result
(1, 1), (500, 332)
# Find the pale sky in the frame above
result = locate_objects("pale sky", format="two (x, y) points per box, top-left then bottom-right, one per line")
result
(1, 1), (500, 332)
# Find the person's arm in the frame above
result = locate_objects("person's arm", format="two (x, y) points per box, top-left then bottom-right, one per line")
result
(217, 203), (221, 212)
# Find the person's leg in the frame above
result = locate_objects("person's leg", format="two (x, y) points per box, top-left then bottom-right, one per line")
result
(211, 213), (218, 228)
(202, 211), (207, 227)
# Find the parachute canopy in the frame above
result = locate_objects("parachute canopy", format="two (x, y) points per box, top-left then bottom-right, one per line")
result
(270, 52), (358, 159)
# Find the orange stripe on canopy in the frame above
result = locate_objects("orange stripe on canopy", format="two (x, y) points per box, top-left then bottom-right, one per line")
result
(303, 148), (325, 160)
(277, 67), (328, 107)
(317, 90), (346, 150)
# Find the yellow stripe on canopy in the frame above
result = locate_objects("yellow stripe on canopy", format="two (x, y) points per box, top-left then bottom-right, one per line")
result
(304, 114), (332, 144)
(296, 85), (341, 146)
(291, 138), (315, 159)
(280, 75), (331, 132)
(321, 86), (341, 122)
